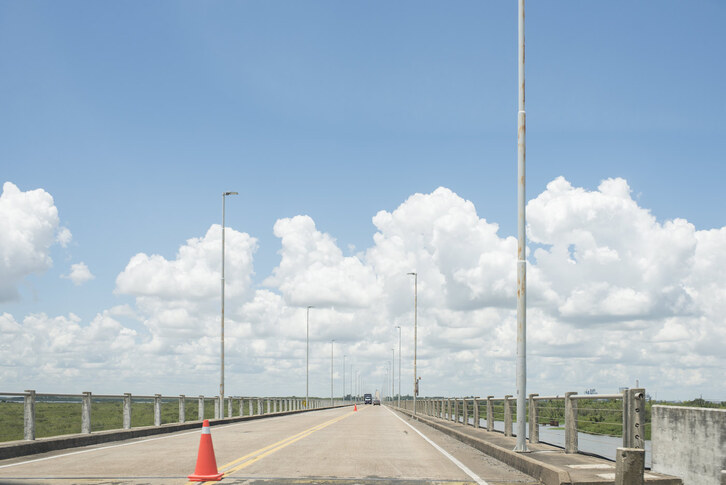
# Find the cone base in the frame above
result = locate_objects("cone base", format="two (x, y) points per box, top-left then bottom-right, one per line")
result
(188, 472), (224, 481)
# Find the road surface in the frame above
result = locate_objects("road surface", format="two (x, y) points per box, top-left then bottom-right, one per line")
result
(0, 405), (539, 484)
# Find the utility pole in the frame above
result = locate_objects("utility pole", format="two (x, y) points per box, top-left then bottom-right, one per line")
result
(514, 0), (528, 453)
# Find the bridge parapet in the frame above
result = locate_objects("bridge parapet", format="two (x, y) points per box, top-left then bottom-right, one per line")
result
(392, 388), (646, 457)
(0, 390), (350, 445)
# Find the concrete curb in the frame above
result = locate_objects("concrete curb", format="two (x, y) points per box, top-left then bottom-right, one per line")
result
(394, 407), (572, 485)
(0, 404), (351, 460)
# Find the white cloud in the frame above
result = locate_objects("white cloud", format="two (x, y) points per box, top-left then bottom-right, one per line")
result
(62, 262), (95, 286)
(0, 182), (69, 301)
(264, 215), (381, 308)
(3, 179), (725, 400)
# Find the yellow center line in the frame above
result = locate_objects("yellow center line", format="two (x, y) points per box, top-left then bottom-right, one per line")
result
(187, 407), (363, 484)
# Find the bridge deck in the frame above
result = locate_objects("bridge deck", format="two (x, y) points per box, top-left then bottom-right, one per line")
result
(0, 405), (537, 485)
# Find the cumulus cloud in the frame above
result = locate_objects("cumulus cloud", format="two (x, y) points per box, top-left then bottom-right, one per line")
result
(0, 182), (70, 301)
(528, 177), (697, 323)
(264, 215), (381, 308)
(62, 262), (95, 286)
(3, 179), (725, 400)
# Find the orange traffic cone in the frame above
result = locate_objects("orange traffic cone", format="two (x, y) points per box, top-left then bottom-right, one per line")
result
(188, 419), (224, 481)
(354, 404), (358, 411)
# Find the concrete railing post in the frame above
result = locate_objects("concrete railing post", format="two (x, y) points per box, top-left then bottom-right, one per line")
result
(474, 398), (480, 428)
(227, 397), (232, 418)
(454, 399), (459, 423)
(529, 394), (539, 443)
(486, 396), (494, 431)
(615, 447), (644, 485)
(504, 395), (513, 437)
(463, 399), (469, 426)
(624, 388), (645, 449)
(23, 390), (35, 441)
(123, 393), (132, 429)
(198, 395), (204, 421)
(82, 392), (92, 434)
(179, 395), (186, 424)
(565, 392), (578, 453)
(267, 399), (270, 414)
(214, 396), (220, 419)
(154, 394), (162, 426)
(447, 399), (451, 420)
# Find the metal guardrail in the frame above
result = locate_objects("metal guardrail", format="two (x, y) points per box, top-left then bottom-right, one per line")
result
(393, 388), (647, 455)
(1, 390), (348, 442)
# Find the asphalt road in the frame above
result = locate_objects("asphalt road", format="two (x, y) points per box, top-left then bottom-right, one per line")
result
(0, 405), (539, 485)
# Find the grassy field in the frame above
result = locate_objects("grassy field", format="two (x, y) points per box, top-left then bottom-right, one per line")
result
(0, 398), (259, 442)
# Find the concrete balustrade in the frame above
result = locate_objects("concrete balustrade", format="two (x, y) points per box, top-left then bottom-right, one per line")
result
(390, 388), (647, 460)
(2, 391), (349, 443)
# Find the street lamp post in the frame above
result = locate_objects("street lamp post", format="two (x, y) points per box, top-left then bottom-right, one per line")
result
(343, 354), (347, 402)
(330, 340), (335, 406)
(306, 306), (313, 409)
(391, 349), (394, 402)
(396, 325), (401, 407)
(515, 0), (528, 453)
(407, 272), (417, 417)
(220, 191), (238, 416)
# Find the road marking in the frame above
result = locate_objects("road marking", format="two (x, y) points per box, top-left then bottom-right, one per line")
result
(384, 407), (489, 485)
(0, 411), (322, 470)
(190, 408), (360, 484)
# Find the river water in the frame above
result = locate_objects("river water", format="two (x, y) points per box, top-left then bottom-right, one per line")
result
(462, 418), (653, 467)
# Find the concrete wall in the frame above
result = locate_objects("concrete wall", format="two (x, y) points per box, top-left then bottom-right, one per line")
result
(652, 405), (726, 485)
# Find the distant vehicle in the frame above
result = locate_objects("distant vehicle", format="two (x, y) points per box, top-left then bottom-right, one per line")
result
(364, 393), (372, 404)
(373, 398), (381, 406)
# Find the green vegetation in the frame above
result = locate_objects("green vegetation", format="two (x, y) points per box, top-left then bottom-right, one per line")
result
(0, 398), (237, 443)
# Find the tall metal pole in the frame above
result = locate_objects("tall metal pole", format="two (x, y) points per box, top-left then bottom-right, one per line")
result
(515, 0), (528, 453)
(330, 339), (335, 406)
(221, 191), (237, 415)
(391, 349), (395, 401)
(407, 272), (417, 417)
(306, 306), (313, 409)
(396, 326), (401, 407)
(343, 354), (346, 401)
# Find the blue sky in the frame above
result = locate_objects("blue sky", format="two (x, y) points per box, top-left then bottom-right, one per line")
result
(1, 1), (725, 400)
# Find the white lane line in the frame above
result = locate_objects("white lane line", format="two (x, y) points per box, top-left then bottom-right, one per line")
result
(385, 407), (489, 485)
(0, 412), (306, 470)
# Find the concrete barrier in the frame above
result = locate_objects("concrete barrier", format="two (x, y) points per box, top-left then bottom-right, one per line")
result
(652, 405), (726, 485)
(616, 447), (645, 485)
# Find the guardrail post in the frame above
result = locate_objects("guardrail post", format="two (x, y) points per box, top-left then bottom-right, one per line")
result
(214, 396), (220, 419)
(453, 398), (459, 423)
(447, 398), (451, 420)
(228, 397), (232, 417)
(179, 395), (186, 424)
(198, 395), (204, 420)
(266, 399), (270, 414)
(154, 394), (162, 426)
(529, 394), (539, 443)
(624, 388), (645, 449)
(565, 392), (578, 453)
(123, 393), (132, 429)
(239, 398), (244, 416)
(23, 390), (35, 440)
(463, 399), (469, 426)
(486, 396), (494, 431)
(474, 398), (480, 428)
(504, 395), (513, 436)
(615, 447), (644, 485)
(82, 391), (92, 434)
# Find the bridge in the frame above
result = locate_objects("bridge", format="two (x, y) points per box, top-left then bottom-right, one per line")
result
(1, 390), (705, 485)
